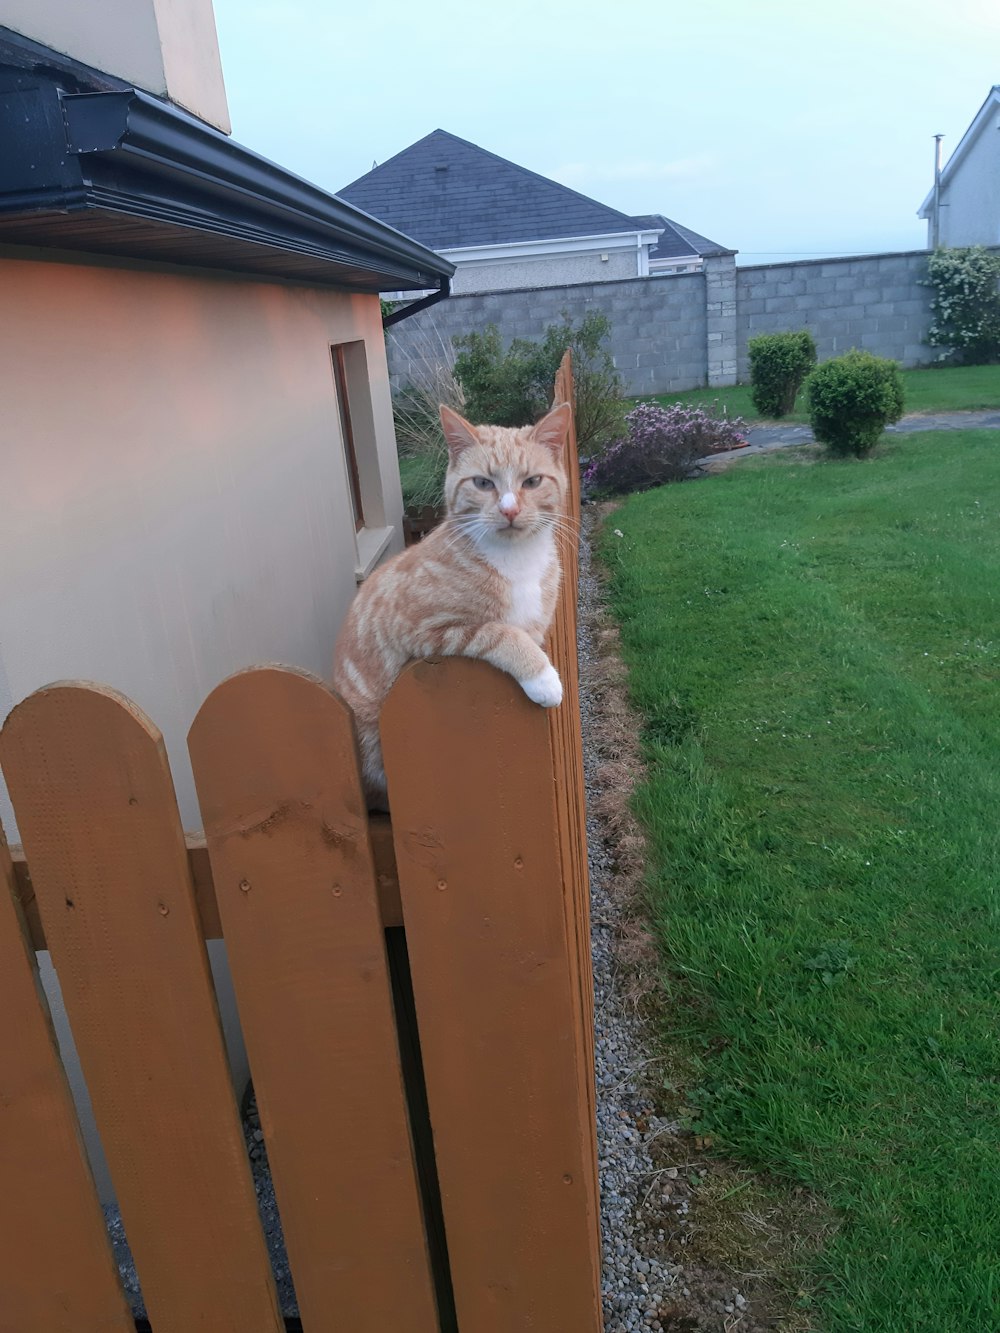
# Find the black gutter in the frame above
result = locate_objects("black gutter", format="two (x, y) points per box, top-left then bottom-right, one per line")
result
(382, 278), (452, 328)
(0, 43), (454, 293)
(61, 90), (454, 283)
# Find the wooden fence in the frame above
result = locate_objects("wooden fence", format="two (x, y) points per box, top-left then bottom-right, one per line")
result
(0, 353), (601, 1333)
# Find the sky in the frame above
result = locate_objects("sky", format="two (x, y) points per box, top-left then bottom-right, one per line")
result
(211, 0), (1000, 266)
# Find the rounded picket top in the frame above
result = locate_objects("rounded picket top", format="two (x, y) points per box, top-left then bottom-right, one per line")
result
(188, 663), (368, 833)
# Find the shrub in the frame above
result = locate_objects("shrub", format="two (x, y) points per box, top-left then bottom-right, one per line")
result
(806, 350), (905, 457)
(451, 312), (627, 454)
(925, 246), (1000, 364)
(748, 330), (817, 417)
(583, 401), (748, 496)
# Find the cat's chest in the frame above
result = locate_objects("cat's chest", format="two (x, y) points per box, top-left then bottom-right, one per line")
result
(482, 536), (555, 631)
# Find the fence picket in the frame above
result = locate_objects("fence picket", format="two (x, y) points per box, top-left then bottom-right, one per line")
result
(0, 683), (282, 1333)
(0, 821), (134, 1333)
(382, 657), (603, 1333)
(551, 352), (601, 1229)
(188, 666), (439, 1332)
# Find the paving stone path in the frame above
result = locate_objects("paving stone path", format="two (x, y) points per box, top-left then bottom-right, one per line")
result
(695, 408), (1000, 471)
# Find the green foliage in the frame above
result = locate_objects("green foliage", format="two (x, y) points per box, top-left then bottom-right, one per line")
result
(451, 311), (626, 453)
(747, 330), (817, 417)
(806, 349), (904, 456)
(379, 297), (398, 320)
(926, 245), (1000, 364)
(392, 358), (466, 510)
(599, 427), (1000, 1329)
(649, 363), (1000, 423)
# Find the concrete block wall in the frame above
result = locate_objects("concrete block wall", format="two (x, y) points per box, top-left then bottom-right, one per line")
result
(387, 249), (940, 400)
(386, 273), (707, 398)
(735, 250), (934, 379)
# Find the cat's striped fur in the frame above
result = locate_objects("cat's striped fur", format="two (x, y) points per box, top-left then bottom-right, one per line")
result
(333, 401), (571, 806)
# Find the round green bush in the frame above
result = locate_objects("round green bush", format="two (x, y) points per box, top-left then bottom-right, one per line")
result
(806, 350), (905, 457)
(748, 330), (817, 418)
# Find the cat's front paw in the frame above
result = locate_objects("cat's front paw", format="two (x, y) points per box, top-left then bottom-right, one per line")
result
(520, 664), (563, 708)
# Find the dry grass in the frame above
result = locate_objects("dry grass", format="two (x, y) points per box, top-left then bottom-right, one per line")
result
(579, 505), (661, 1008)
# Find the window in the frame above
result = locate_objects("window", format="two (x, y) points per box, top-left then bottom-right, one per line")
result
(332, 343), (364, 531)
(330, 340), (395, 580)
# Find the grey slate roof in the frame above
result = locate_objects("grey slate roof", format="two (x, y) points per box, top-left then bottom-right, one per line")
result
(630, 213), (734, 259)
(339, 130), (646, 250)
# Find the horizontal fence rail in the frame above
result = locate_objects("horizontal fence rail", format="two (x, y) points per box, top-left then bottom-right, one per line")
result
(0, 352), (602, 1333)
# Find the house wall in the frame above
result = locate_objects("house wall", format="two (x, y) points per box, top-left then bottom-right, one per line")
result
(937, 121), (1000, 247)
(448, 246), (639, 294)
(0, 0), (231, 132)
(0, 248), (402, 1200)
(386, 250), (940, 397)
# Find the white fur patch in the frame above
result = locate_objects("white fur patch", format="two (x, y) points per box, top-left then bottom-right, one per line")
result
(479, 529), (555, 632)
(499, 491), (517, 514)
(520, 663), (563, 708)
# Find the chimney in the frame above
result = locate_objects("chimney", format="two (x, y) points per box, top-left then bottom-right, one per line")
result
(1, 0), (231, 133)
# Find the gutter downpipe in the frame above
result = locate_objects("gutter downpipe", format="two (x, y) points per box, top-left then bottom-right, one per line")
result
(382, 278), (451, 329)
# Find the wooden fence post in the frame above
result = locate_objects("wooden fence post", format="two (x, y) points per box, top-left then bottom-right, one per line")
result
(381, 656), (603, 1333)
(0, 820), (135, 1333)
(188, 665), (439, 1332)
(0, 683), (282, 1333)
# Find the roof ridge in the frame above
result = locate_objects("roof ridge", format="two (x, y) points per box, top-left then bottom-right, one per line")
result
(343, 128), (639, 232)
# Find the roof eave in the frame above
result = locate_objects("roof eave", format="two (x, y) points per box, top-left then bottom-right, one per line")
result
(917, 85), (1000, 217)
(0, 80), (454, 291)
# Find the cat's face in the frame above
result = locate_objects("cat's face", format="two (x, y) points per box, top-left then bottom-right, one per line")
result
(439, 403), (571, 542)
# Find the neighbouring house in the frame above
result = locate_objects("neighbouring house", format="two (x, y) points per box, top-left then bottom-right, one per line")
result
(919, 86), (1000, 247)
(0, 2), (451, 1203)
(340, 128), (732, 295)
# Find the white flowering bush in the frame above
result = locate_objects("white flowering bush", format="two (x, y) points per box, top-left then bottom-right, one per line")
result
(926, 246), (1000, 364)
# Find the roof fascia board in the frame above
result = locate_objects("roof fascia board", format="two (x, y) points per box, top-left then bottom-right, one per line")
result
(917, 86), (1000, 217)
(61, 90), (454, 279)
(439, 229), (663, 264)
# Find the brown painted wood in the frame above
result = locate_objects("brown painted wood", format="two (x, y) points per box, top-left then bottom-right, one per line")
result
(0, 820), (135, 1333)
(188, 665), (438, 1332)
(552, 352), (600, 1213)
(0, 683), (282, 1333)
(382, 656), (603, 1333)
(11, 813), (402, 951)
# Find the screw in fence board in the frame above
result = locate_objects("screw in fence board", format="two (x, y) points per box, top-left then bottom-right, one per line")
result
(0, 683), (283, 1333)
(381, 656), (604, 1333)
(188, 666), (439, 1333)
(0, 820), (135, 1333)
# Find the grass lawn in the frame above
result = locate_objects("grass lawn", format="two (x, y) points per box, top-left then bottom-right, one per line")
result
(598, 430), (1000, 1330)
(647, 363), (1000, 425)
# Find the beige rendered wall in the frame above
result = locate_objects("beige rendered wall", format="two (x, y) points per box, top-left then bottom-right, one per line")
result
(0, 0), (231, 132)
(0, 249), (403, 1199)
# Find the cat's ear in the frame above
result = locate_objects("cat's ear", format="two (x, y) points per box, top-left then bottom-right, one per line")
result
(439, 404), (480, 458)
(531, 401), (572, 454)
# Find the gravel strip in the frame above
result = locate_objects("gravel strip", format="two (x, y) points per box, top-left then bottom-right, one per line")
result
(105, 522), (682, 1329)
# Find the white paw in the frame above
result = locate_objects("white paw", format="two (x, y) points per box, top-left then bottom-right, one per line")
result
(520, 664), (563, 708)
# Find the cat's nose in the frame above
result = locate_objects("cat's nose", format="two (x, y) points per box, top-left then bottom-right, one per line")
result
(498, 491), (520, 520)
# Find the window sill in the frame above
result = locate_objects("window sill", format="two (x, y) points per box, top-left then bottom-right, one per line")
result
(354, 525), (395, 581)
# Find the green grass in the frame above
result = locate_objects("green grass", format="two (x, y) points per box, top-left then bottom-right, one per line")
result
(398, 451), (447, 510)
(599, 431), (1000, 1330)
(646, 363), (1000, 425)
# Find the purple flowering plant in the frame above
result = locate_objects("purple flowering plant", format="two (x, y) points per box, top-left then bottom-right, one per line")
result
(583, 400), (748, 496)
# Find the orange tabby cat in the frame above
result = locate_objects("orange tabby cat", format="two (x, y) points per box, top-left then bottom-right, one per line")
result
(333, 401), (571, 805)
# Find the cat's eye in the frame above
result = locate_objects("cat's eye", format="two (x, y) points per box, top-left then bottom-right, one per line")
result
(472, 476), (495, 490)
(522, 475), (543, 489)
